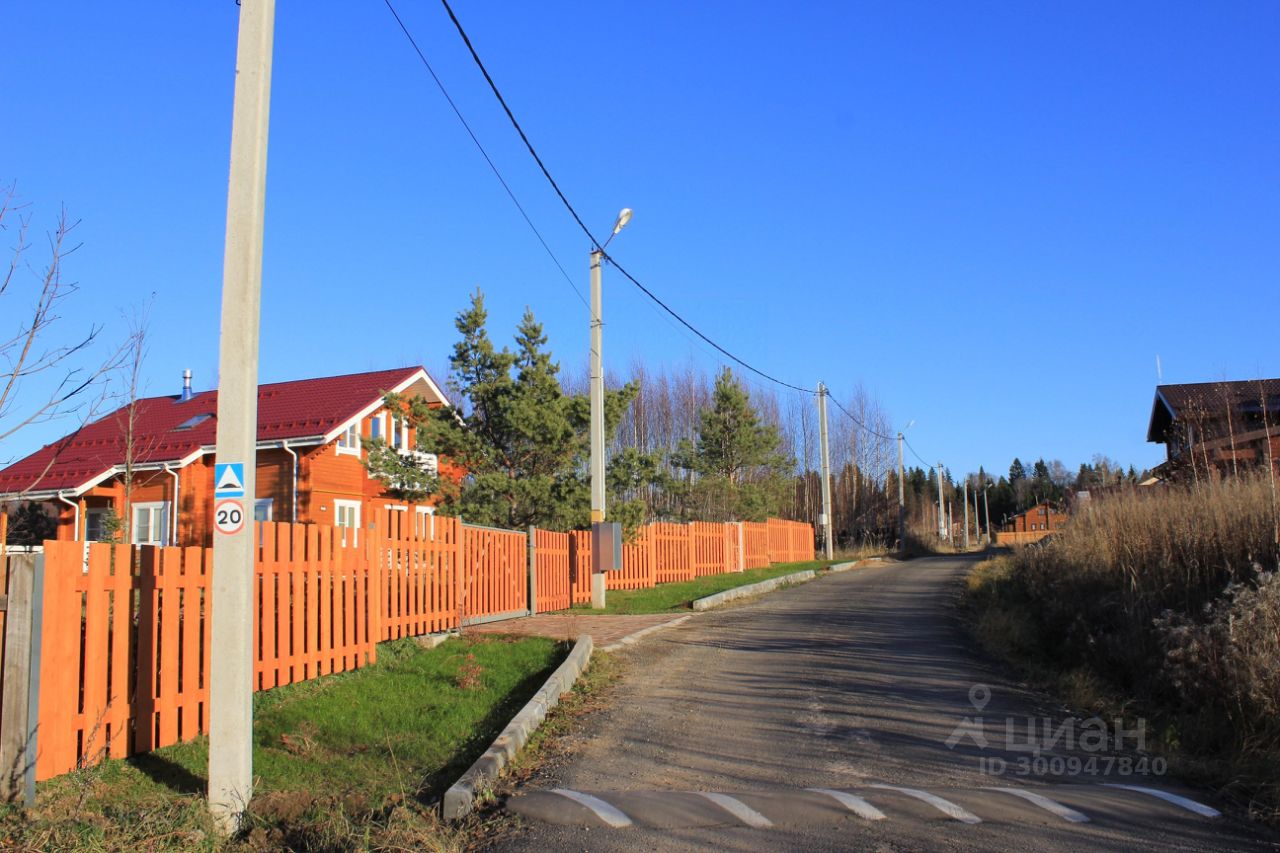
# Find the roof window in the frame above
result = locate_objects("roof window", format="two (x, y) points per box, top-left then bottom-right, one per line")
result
(175, 413), (213, 431)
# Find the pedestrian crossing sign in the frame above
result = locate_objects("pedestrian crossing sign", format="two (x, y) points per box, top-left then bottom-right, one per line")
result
(214, 462), (245, 497)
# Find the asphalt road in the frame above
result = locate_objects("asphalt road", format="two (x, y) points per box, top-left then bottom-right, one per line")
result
(487, 556), (1280, 852)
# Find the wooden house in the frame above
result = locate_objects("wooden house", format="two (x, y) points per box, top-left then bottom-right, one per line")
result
(0, 366), (454, 546)
(1004, 501), (1068, 534)
(1147, 379), (1280, 481)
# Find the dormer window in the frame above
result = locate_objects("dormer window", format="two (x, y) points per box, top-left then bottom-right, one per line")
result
(336, 423), (360, 456)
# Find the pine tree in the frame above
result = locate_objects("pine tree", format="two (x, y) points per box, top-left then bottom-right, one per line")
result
(671, 368), (789, 521)
(6, 502), (56, 547)
(364, 291), (638, 531)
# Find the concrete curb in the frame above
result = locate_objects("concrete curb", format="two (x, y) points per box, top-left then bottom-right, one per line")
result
(827, 556), (895, 574)
(600, 614), (695, 652)
(442, 634), (594, 820)
(690, 570), (817, 611)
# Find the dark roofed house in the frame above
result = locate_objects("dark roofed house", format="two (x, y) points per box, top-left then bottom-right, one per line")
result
(1147, 379), (1280, 481)
(0, 366), (452, 547)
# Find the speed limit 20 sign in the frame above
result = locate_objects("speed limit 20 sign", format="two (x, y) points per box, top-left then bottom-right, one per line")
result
(214, 499), (246, 535)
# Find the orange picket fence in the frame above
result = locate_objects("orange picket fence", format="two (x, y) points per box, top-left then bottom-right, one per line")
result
(691, 521), (736, 576)
(256, 522), (377, 694)
(743, 521), (770, 569)
(609, 525), (656, 591)
(16, 512), (813, 782)
(569, 530), (592, 605)
(767, 518), (814, 564)
(375, 514), (460, 640)
(651, 522), (695, 584)
(533, 528), (571, 613)
(459, 524), (528, 623)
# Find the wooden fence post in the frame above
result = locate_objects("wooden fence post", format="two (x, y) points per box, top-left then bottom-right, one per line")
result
(527, 526), (537, 616)
(736, 522), (745, 572)
(0, 553), (44, 806)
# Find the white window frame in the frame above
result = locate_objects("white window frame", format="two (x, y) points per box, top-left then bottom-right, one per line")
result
(391, 412), (409, 450)
(254, 498), (274, 522)
(132, 501), (170, 546)
(370, 412), (387, 444)
(334, 499), (361, 545)
(336, 422), (361, 456)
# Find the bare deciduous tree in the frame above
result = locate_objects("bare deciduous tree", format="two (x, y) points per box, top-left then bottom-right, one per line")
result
(1, 184), (125, 487)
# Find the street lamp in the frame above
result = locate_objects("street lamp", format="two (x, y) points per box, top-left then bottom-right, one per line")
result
(589, 209), (631, 608)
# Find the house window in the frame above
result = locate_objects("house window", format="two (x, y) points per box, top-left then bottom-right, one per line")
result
(334, 499), (361, 545)
(254, 499), (274, 522)
(336, 423), (360, 456)
(370, 412), (385, 442)
(132, 502), (169, 546)
(85, 508), (111, 542)
(392, 414), (406, 450)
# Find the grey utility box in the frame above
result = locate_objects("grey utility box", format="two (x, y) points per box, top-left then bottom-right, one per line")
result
(591, 521), (624, 572)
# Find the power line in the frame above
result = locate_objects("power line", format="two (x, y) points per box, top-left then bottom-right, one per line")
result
(605, 256), (817, 394)
(902, 434), (934, 469)
(826, 391), (897, 442)
(380, 0), (587, 310)
(436, 0), (819, 396)
(437, 0), (602, 252)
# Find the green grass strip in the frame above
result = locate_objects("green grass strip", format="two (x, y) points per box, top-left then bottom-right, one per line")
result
(572, 560), (840, 614)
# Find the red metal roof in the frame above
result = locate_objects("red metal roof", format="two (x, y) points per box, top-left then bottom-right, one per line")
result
(0, 366), (425, 496)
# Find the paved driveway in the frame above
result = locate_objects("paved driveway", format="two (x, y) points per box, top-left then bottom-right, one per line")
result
(485, 556), (1280, 852)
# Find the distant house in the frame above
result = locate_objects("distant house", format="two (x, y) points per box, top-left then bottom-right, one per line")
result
(1147, 380), (1280, 480)
(1004, 501), (1068, 534)
(0, 366), (453, 546)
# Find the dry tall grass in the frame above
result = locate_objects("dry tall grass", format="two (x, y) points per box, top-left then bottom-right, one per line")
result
(968, 474), (1280, 817)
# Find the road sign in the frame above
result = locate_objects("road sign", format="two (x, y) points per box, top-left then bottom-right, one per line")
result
(214, 499), (245, 535)
(214, 462), (246, 497)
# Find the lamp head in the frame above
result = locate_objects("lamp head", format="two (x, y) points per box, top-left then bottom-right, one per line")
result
(612, 208), (633, 235)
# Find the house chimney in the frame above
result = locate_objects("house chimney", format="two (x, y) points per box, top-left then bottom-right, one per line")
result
(181, 369), (193, 402)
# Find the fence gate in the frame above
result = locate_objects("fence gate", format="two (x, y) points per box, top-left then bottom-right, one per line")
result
(459, 524), (529, 626)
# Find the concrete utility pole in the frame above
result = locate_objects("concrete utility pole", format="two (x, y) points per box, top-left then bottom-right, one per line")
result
(967, 481), (977, 540)
(936, 463), (946, 540)
(209, 0), (274, 833)
(588, 209), (630, 609)
(963, 479), (970, 550)
(983, 485), (991, 544)
(588, 247), (607, 609)
(817, 383), (834, 559)
(896, 432), (906, 556)
(589, 247), (606, 525)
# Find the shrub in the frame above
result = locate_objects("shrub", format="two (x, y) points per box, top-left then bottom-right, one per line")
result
(967, 473), (1280, 814)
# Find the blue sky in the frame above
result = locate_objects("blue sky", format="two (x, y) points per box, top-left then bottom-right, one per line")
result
(3, 1), (1277, 479)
